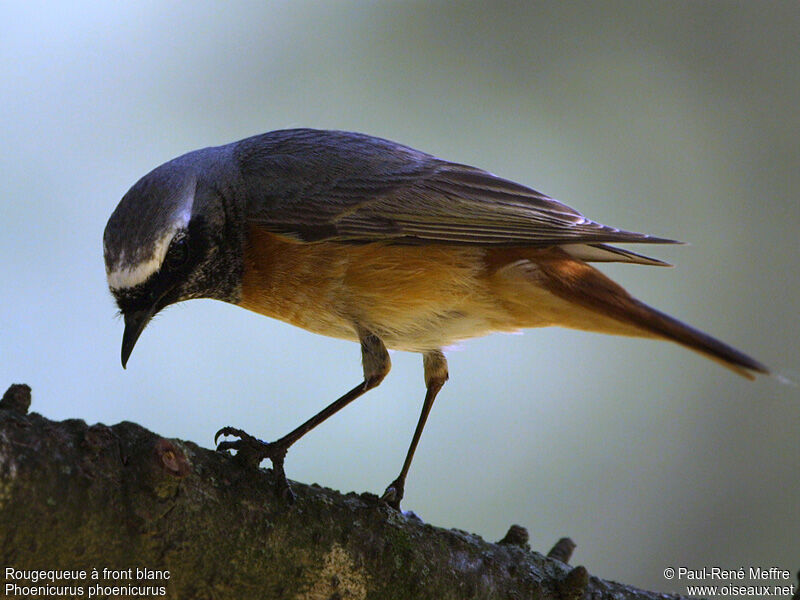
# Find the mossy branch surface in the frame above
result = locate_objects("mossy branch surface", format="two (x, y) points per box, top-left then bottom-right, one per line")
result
(0, 384), (689, 600)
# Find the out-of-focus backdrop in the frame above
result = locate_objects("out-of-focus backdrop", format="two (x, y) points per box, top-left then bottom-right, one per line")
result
(2, 2), (798, 595)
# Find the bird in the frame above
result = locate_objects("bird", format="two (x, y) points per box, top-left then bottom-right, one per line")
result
(103, 128), (768, 508)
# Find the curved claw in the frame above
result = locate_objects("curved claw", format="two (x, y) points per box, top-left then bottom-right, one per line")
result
(214, 426), (248, 446)
(278, 479), (297, 504)
(212, 424), (297, 501)
(212, 426), (282, 466)
(214, 427), (266, 455)
(380, 480), (404, 510)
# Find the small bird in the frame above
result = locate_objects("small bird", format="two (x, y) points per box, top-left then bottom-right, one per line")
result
(103, 129), (768, 507)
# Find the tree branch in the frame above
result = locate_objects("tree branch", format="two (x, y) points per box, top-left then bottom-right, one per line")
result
(1, 383), (691, 599)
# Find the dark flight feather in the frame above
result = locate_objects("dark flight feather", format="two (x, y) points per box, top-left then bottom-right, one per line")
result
(234, 129), (680, 248)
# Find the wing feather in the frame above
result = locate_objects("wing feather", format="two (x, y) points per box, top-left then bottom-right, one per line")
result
(235, 129), (679, 247)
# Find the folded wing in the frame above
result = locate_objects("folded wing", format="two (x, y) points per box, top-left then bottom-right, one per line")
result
(236, 129), (679, 252)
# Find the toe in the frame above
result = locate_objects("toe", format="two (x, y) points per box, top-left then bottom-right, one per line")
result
(216, 440), (241, 453)
(214, 426), (245, 444)
(277, 480), (297, 504)
(380, 484), (403, 510)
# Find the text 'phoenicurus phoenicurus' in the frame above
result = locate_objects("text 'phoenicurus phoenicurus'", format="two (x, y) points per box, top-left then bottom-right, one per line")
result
(103, 129), (768, 507)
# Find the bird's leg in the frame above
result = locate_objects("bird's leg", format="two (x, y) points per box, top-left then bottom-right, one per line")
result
(216, 329), (390, 501)
(381, 350), (448, 510)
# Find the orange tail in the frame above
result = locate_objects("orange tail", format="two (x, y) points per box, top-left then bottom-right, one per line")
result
(622, 297), (768, 379)
(533, 249), (769, 379)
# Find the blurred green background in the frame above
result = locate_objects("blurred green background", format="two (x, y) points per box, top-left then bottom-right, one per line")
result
(1, 1), (798, 596)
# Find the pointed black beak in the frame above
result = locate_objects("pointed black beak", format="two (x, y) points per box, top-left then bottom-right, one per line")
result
(121, 308), (155, 369)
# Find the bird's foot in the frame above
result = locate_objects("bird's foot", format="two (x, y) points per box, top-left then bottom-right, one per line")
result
(380, 477), (405, 510)
(214, 426), (295, 502)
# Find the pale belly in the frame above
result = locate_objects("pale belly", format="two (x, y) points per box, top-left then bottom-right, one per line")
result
(262, 304), (506, 352)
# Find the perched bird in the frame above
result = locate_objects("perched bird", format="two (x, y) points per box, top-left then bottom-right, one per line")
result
(103, 129), (768, 507)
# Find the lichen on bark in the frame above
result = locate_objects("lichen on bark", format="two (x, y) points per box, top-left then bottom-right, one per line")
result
(0, 384), (691, 600)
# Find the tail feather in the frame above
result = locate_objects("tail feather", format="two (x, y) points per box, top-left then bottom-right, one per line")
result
(534, 249), (769, 379)
(626, 298), (769, 379)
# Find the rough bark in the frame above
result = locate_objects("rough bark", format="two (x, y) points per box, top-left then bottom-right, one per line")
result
(0, 383), (691, 600)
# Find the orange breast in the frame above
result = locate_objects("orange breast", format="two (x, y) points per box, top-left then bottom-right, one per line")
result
(238, 226), (504, 350)
(238, 225), (646, 351)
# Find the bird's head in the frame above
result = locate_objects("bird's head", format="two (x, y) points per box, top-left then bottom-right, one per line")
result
(103, 152), (243, 368)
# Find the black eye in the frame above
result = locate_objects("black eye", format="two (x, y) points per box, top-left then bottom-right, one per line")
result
(164, 236), (189, 271)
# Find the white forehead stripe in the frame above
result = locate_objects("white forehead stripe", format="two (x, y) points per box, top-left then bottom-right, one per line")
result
(105, 176), (195, 291)
(106, 229), (177, 290)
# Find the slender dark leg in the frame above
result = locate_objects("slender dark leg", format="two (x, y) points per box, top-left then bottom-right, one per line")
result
(381, 350), (448, 510)
(216, 329), (390, 500)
